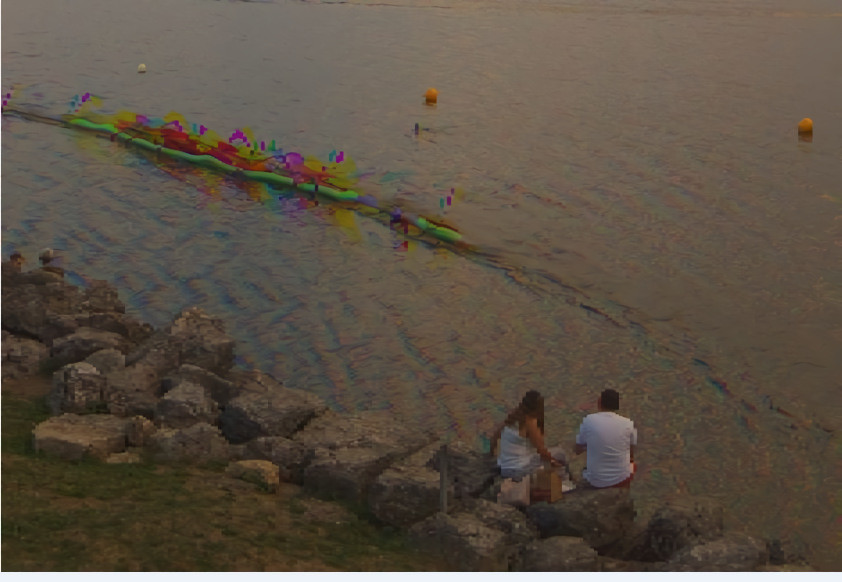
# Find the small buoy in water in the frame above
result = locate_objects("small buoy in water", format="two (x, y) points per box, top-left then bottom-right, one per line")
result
(424, 88), (438, 104)
(797, 117), (813, 134)
(137, 63), (147, 74)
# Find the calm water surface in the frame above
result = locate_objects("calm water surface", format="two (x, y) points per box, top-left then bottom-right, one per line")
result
(3, 0), (841, 568)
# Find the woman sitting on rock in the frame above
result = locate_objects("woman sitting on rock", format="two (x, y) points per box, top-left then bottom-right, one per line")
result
(490, 390), (564, 481)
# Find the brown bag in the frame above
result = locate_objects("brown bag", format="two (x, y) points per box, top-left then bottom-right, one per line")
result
(530, 467), (563, 503)
(498, 475), (531, 507)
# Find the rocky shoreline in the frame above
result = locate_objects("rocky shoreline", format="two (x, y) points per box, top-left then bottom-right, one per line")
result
(1, 270), (816, 571)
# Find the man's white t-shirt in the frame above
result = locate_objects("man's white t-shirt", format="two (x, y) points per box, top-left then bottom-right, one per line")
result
(575, 411), (637, 488)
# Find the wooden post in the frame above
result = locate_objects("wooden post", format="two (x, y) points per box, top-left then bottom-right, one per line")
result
(439, 444), (448, 514)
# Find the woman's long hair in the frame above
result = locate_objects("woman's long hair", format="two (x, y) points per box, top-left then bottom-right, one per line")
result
(504, 390), (545, 434)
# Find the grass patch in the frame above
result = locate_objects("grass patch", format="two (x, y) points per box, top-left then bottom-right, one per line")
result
(1, 386), (445, 571)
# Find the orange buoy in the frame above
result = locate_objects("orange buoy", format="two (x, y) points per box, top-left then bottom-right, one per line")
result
(424, 88), (438, 104)
(798, 118), (813, 134)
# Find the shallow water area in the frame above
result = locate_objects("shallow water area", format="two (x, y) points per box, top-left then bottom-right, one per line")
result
(3, 0), (841, 569)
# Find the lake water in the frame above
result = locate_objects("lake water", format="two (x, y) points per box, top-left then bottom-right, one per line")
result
(2, 0), (841, 569)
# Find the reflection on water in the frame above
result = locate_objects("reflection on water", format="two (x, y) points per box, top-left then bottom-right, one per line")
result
(2, 0), (841, 569)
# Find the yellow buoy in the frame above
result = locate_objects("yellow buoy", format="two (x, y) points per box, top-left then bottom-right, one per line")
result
(137, 63), (147, 74)
(798, 117), (813, 134)
(424, 88), (438, 104)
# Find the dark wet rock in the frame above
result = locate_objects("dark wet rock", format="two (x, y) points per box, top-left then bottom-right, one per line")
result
(162, 364), (237, 406)
(226, 460), (281, 492)
(166, 307), (235, 375)
(33, 413), (131, 460)
(616, 495), (724, 562)
(242, 436), (314, 483)
(408, 512), (513, 571)
(148, 422), (231, 464)
(515, 536), (599, 571)
(154, 381), (219, 429)
(426, 440), (500, 498)
(525, 487), (636, 550)
(83, 348), (126, 375)
(220, 383), (327, 444)
(666, 533), (769, 571)
(48, 362), (108, 414)
(50, 327), (130, 366)
(1, 330), (48, 379)
(368, 442), (449, 528)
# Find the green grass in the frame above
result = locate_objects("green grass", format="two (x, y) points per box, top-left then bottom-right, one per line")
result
(1, 388), (445, 571)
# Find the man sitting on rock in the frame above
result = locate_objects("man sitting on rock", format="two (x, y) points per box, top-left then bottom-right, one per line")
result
(573, 388), (637, 489)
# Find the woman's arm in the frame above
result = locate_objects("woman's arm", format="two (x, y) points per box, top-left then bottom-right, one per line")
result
(524, 418), (560, 465)
(489, 421), (506, 456)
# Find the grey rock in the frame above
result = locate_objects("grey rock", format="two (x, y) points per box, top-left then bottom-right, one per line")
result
(50, 327), (129, 366)
(292, 409), (425, 453)
(49, 362), (108, 414)
(105, 364), (161, 418)
(148, 422), (231, 464)
(33, 413), (131, 460)
(460, 498), (538, 548)
(1, 330), (48, 379)
(666, 533), (770, 571)
(242, 436), (314, 483)
(516, 536), (599, 571)
(525, 487), (636, 550)
(124, 331), (182, 382)
(303, 445), (404, 503)
(221, 384), (327, 444)
(166, 307), (235, 375)
(1, 281), (83, 341)
(80, 279), (126, 313)
(162, 364), (237, 406)
(621, 496), (725, 562)
(408, 512), (513, 571)
(155, 381), (219, 428)
(84, 348), (126, 375)
(368, 442), (450, 528)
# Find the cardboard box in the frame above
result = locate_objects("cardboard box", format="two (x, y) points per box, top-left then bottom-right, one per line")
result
(530, 467), (563, 503)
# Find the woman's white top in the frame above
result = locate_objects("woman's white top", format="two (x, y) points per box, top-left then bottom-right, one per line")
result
(497, 425), (541, 473)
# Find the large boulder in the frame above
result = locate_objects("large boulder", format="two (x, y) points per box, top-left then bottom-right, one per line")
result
(1, 281), (84, 341)
(162, 364), (238, 406)
(105, 364), (162, 418)
(124, 331), (183, 382)
(32, 413), (131, 460)
(408, 512), (513, 571)
(166, 307), (235, 375)
(154, 381), (219, 429)
(666, 533), (770, 571)
(515, 536), (599, 571)
(50, 327), (130, 366)
(525, 488), (636, 550)
(147, 422), (231, 464)
(79, 279), (126, 313)
(368, 442), (450, 528)
(84, 348), (126, 375)
(48, 362), (108, 414)
(242, 436), (314, 483)
(621, 496), (725, 562)
(225, 460), (281, 493)
(1, 330), (48, 379)
(294, 410), (434, 503)
(220, 384), (327, 444)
